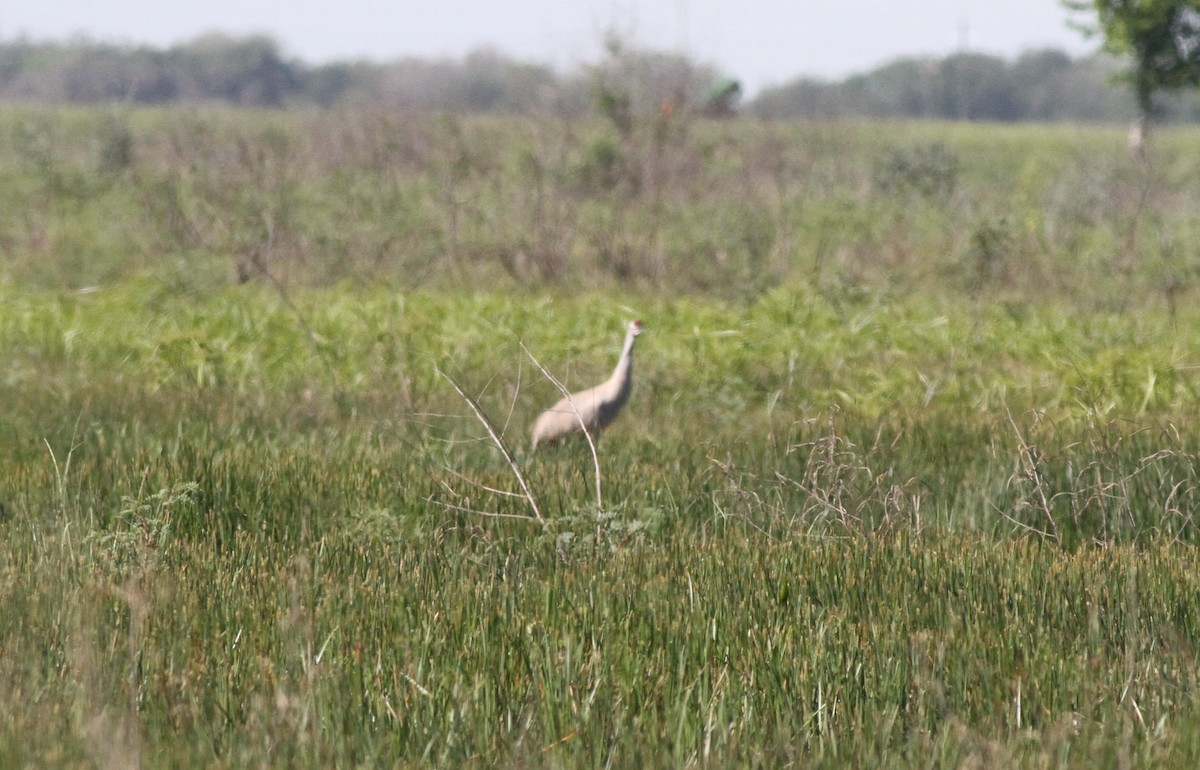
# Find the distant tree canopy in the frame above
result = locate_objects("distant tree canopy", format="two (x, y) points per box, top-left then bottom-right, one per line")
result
(1064, 0), (1200, 124)
(0, 35), (569, 112)
(753, 48), (1198, 122)
(1, 33), (1199, 122)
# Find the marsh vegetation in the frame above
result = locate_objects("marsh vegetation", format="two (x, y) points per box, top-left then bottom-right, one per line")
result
(4, 107), (1200, 767)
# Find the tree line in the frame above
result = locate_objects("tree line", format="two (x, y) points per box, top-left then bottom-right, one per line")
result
(1, 32), (1197, 122)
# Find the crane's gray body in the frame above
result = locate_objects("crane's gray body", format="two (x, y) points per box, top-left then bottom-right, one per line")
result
(531, 320), (641, 449)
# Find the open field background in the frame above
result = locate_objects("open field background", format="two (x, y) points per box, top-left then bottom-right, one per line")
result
(5, 107), (1200, 767)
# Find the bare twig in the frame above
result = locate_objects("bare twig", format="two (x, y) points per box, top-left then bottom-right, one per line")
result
(991, 500), (1057, 541)
(500, 359), (522, 437)
(521, 342), (604, 513)
(426, 496), (545, 524)
(436, 467), (528, 499)
(1005, 408), (1061, 544)
(438, 368), (544, 526)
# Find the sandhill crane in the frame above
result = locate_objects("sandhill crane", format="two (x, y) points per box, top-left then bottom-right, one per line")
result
(531, 320), (643, 449)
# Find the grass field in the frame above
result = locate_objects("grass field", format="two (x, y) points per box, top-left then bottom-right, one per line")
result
(5, 107), (1200, 767)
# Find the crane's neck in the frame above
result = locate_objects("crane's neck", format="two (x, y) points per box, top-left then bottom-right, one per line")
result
(607, 329), (637, 392)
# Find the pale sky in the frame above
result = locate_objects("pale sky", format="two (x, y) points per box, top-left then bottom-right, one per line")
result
(2, 1), (1097, 94)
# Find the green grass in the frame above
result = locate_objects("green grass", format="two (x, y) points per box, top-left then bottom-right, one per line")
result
(5, 107), (1200, 767)
(6, 282), (1200, 767)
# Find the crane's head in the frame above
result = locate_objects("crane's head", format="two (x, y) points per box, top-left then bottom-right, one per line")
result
(629, 319), (643, 336)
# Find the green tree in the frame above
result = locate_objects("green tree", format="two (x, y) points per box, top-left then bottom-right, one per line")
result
(1065, 0), (1200, 128)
